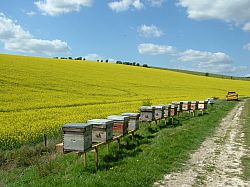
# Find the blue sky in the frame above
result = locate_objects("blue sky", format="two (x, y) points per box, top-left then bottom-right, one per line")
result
(1, 0), (250, 76)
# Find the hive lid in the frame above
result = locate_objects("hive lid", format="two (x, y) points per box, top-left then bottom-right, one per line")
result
(63, 123), (91, 128)
(159, 104), (171, 108)
(182, 101), (191, 104)
(87, 119), (113, 125)
(171, 105), (177, 108)
(107, 115), (129, 121)
(152, 105), (165, 109)
(140, 106), (155, 110)
(191, 101), (198, 104)
(172, 101), (183, 104)
(121, 113), (140, 117)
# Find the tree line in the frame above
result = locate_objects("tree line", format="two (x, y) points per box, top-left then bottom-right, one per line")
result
(53, 57), (149, 68)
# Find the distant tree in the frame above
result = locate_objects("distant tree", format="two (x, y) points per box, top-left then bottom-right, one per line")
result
(116, 61), (122, 64)
(132, 62), (136, 66)
(105, 59), (109, 63)
(123, 62), (130, 65)
(136, 63), (140, 66)
(83, 58), (86, 61)
(97, 60), (99, 62)
(205, 72), (209, 76)
(142, 64), (148, 67)
(101, 60), (103, 62)
(54, 57), (58, 59)
(68, 57), (73, 60)
(74, 57), (82, 60)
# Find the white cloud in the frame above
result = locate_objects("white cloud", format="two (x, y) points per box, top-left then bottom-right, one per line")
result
(147, 0), (165, 7)
(178, 0), (250, 31)
(84, 53), (102, 61)
(137, 24), (163, 38)
(243, 22), (250, 32)
(0, 13), (70, 55)
(108, 0), (144, 12)
(26, 11), (36, 16)
(35, 0), (94, 16)
(138, 43), (176, 55)
(84, 53), (115, 62)
(243, 42), (250, 51)
(178, 49), (247, 74)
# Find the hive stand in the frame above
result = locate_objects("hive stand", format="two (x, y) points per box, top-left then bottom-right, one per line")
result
(57, 130), (136, 171)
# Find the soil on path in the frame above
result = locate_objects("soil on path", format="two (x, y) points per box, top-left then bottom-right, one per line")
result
(155, 101), (250, 187)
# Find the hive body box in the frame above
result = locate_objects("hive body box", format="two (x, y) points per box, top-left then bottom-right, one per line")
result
(107, 115), (129, 136)
(87, 119), (113, 143)
(63, 123), (92, 152)
(161, 104), (171, 118)
(170, 105), (178, 116)
(122, 113), (140, 131)
(153, 105), (165, 120)
(182, 101), (191, 111)
(190, 101), (199, 111)
(198, 101), (208, 110)
(172, 102), (183, 113)
(140, 106), (155, 122)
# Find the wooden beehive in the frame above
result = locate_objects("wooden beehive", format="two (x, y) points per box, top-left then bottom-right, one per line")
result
(170, 105), (178, 116)
(171, 101), (183, 112)
(153, 105), (165, 120)
(140, 106), (155, 122)
(87, 119), (113, 143)
(198, 101), (208, 110)
(121, 113), (140, 131)
(107, 115), (129, 136)
(182, 101), (191, 111)
(63, 123), (92, 152)
(161, 104), (171, 118)
(190, 101), (199, 111)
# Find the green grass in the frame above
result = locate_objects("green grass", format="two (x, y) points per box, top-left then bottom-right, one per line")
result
(241, 99), (250, 180)
(0, 100), (237, 187)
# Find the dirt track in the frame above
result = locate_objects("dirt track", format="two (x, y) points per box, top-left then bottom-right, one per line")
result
(155, 101), (249, 187)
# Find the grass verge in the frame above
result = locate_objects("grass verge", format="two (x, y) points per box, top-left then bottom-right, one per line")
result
(0, 100), (237, 187)
(241, 99), (250, 180)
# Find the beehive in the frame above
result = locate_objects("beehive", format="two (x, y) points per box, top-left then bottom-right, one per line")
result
(87, 119), (113, 143)
(140, 106), (155, 122)
(172, 101), (183, 113)
(107, 115), (129, 136)
(121, 113), (140, 131)
(198, 100), (208, 110)
(63, 123), (92, 152)
(161, 104), (171, 118)
(170, 105), (178, 116)
(190, 101), (199, 111)
(182, 101), (191, 111)
(153, 105), (165, 120)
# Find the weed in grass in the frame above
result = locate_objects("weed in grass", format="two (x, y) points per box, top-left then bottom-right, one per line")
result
(196, 175), (207, 185)
(205, 164), (216, 172)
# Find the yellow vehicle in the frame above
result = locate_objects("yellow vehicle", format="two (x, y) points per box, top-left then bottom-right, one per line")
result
(226, 91), (238, 101)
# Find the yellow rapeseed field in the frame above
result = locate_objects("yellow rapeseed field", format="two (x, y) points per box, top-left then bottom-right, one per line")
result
(1, 54), (250, 149)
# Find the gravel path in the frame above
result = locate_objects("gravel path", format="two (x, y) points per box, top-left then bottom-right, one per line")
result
(155, 101), (249, 187)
